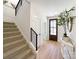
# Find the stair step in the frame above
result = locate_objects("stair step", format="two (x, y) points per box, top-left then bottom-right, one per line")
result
(3, 22), (16, 28)
(3, 28), (19, 32)
(4, 35), (23, 44)
(4, 44), (28, 58)
(4, 39), (25, 48)
(27, 54), (36, 59)
(4, 28), (18, 30)
(3, 31), (21, 38)
(3, 22), (15, 28)
(14, 49), (32, 59)
(3, 22), (15, 25)
(3, 25), (17, 28)
(22, 50), (36, 59)
(4, 39), (26, 53)
(3, 22), (36, 59)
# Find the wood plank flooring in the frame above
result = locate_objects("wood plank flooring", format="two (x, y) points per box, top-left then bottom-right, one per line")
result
(36, 40), (63, 59)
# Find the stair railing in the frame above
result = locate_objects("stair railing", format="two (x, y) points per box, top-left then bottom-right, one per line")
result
(30, 28), (38, 50)
(15, 0), (22, 16)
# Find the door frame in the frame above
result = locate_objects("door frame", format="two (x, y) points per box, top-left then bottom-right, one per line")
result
(49, 19), (58, 41)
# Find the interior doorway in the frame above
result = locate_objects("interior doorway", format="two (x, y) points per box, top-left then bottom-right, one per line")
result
(49, 19), (58, 41)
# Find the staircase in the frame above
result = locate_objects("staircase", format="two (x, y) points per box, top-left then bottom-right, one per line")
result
(3, 22), (36, 59)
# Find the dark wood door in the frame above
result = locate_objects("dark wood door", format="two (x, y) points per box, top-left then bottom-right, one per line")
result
(49, 19), (58, 41)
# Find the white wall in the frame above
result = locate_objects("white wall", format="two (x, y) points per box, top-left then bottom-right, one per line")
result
(3, 0), (31, 41)
(30, 0), (75, 44)
(4, 0), (37, 51)
(32, 0), (76, 39)
(15, 0), (30, 41)
(30, 2), (42, 46)
(3, 5), (15, 22)
(30, 2), (49, 46)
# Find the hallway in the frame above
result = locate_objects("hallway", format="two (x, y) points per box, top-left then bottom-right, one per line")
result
(36, 40), (63, 59)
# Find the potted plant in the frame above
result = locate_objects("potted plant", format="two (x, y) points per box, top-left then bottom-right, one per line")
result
(57, 7), (75, 37)
(57, 10), (69, 37)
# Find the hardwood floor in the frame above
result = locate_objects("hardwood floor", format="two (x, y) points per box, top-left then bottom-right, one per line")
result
(36, 40), (63, 59)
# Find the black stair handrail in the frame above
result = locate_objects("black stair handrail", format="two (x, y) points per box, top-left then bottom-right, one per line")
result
(30, 28), (38, 50)
(15, 0), (22, 16)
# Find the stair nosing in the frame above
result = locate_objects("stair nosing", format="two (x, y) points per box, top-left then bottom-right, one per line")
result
(3, 29), (19, 32)
(3, 28), (18, 31)
(3, 25), (17, 27)
(3, 22), (14, 24)
(3, 24), (15, 26)
(3, 27), (18, 29)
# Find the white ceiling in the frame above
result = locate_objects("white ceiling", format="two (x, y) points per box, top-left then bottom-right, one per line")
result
(3, 0), (75, 21)
(30, 0), (75, 16)
(31, 0), (75, 6)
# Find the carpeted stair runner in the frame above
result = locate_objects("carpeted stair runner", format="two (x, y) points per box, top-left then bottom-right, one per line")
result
(3, 22), (36, 59)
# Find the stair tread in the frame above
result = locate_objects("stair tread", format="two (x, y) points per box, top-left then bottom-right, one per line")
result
(4, 39), (24, 47)
(3, 32), (21, 38)
(4, 27), (18, 29)
(3, 35), (23, 44)
(3, 32), (21, 39)
(4, 44), (27, 57)
(27, 54), (36, 59)
(3, 31), (21, 37)
(14, 49), (31, 59)
(3, 31), (20, 34)
(22, 50), (35, 59)
(3, 28), (18, 31)
(3, 22), (36, 59)
(3, 28), (19, 32)
(3, 34), (22, 40)
(3, 26), (18, 28)
(4, 39), (26, 53)
(3, 22), (14, 24)
(3, 25), (17, 28)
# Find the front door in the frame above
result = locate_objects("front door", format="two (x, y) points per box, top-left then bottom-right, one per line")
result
(49, 19), (58, 41)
